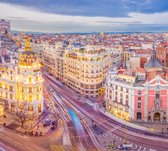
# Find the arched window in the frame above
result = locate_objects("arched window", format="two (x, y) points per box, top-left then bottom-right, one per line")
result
(154, 112), (160, 122)
(137, 112), (142, 120)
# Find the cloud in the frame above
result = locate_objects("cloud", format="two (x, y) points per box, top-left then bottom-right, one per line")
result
(0, 2), (168, 32)
(0, 0), (128, 17)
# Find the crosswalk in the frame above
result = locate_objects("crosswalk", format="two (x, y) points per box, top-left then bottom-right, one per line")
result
(101, 132), (155, 151)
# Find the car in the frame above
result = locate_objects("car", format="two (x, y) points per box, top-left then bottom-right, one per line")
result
(118, 145), (124, 150)
(118, 144), (133, 150)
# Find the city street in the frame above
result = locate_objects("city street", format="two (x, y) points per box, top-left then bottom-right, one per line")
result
(0, 79), (100, 151)
(2, 3), (168, 151)
(44, 73), (168, 151)
(47, 82), (101, 150)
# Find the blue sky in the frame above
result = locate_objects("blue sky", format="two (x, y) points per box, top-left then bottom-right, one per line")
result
(0, 0), (168, 32)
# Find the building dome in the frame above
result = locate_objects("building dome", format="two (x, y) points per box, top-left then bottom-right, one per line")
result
(144, 44), (163, 69)
(18, 37), (38, 67)
(144, 58), (163, 69)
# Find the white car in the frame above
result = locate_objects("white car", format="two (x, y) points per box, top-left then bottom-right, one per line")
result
(118, 144), (133, 150)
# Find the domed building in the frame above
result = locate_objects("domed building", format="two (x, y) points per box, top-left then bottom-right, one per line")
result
(144, 44), (166, 80)
(144, 46), (163, 71)
(0, 37), (44, 115)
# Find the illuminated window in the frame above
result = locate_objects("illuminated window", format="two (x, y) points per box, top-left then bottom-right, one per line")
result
(28, 105), (33, 111)
(29, 95), (32, 102)
(29, 77), (32, 82)
(20, 104), (23, 109)
(37, 86), (39, 92)
(22, 87), (24, 92)
(38, 104), (41, 112)
(36, 76), (38, 81)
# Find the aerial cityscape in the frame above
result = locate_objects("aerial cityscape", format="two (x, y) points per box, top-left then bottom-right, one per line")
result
(1, 0), (168, 151)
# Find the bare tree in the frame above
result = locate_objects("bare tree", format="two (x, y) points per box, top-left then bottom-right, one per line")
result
(15, 102), (35, 128)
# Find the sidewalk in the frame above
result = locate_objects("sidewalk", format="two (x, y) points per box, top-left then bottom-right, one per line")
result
(0, 110), (58, 137)
(0, 142), (17, 151)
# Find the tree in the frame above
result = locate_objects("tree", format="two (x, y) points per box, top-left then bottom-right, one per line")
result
(15, 103), (35, 128)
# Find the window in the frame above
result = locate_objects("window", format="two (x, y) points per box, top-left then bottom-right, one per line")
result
(126, 95), (129, 100)
(126, 100), (128, 106)
(29, 95), (32, 102)
(22, 94), (25, 100)
(138, 102), (141, 108)
(120, 98), (123, 104)
(9, 86), (13, 91)
(156, 91), (160, 99)
(126, 89), (129, 93)
(137, 112), (142, 120)
(37, 86), (40, 92)
(29, 87), (32, 93)
(29, 77), (32, 82)
(138, 90), (141, 95)
(10, 94), (13, 100)
(22, 87), (24, 92)
(6, 92), (7, 98)
(138, 97), (141, 101)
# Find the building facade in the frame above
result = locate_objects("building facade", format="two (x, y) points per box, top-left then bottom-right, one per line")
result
(0, 38), (44, 116)
(41, 42), (111, 97)
(105, 46), (168, 123)
(64, 46), (111, 97)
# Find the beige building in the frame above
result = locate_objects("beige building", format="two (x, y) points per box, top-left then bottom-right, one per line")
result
(64, 46), (111, 97)
(40, 42), (111, 97)
(42, 42), (65, 81)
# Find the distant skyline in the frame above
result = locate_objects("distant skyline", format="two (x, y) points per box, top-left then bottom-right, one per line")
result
(1, 0), (168, 32)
